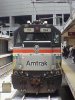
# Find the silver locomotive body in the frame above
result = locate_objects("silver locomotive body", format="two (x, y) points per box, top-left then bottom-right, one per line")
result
(12, 22), (62, 93)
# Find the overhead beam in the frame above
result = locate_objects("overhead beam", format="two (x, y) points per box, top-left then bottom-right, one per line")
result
(31, 1), (68, 3)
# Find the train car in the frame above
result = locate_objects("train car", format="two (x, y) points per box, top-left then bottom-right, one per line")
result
(12, 20), (62, 93)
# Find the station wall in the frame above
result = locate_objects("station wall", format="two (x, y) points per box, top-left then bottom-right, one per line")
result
(0, 0), (75, 31)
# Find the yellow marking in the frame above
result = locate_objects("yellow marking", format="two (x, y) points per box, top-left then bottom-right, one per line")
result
(13, 61), (16, 69)
(62, 60), (75, 99)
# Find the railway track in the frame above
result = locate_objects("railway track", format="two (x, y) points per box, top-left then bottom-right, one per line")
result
(0, 62), (12, 77)
(13, 96), (51, 100)
(11, 91), (61, 100)
(12, 94), (61, 100)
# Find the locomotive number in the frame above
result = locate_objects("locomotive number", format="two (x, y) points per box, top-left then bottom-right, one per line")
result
(40, 28), (51, 32)
(24, 28), (34, 32)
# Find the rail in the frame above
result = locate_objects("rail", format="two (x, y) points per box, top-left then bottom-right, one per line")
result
(0, 62), (12, 76)
(0, 53), (12, 69)
(21, 95), (51, 100)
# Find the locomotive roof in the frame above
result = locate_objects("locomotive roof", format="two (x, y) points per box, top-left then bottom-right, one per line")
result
(14, 24), (61, 34)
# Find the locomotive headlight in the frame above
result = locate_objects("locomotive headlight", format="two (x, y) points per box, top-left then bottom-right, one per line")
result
(26, 73), (29, 77)
(44, 73), (46, 77)
(18, 64), (23, 69)
(13, 70), (18, 75)
(56, 70), (60, 74)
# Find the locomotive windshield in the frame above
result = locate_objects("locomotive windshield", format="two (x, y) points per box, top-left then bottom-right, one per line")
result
(22, 32), (51, 47)
(14, 24), (61, 47)
(25, 33), (50, 41)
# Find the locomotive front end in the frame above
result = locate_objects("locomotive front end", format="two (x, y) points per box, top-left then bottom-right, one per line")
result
(12, 22), (62, 93)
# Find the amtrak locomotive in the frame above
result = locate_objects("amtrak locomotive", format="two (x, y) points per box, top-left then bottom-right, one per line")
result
(12, 20), (62, 93)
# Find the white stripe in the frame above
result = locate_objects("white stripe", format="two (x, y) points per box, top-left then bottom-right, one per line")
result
(0, 54), (12, 59)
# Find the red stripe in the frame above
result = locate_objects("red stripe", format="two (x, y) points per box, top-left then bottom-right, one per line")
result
(13, 49), (34, 53)
(13, 49), (61, 53)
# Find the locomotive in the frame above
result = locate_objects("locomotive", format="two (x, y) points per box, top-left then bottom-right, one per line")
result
(12, 20), (62, 93)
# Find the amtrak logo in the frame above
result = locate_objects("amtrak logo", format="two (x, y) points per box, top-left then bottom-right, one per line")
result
(34, 45), (39, 53)
(26, 61), (47, 66)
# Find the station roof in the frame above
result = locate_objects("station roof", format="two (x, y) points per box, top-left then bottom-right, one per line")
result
(36, 0), (75, 3)
(61, 13), (75, 34)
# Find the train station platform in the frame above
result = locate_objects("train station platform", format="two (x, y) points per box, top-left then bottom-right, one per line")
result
(62, 57), (75, 99)
(0, 72), (17, 100)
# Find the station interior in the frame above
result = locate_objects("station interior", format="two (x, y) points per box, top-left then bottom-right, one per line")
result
(0, 0), (75, 100)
